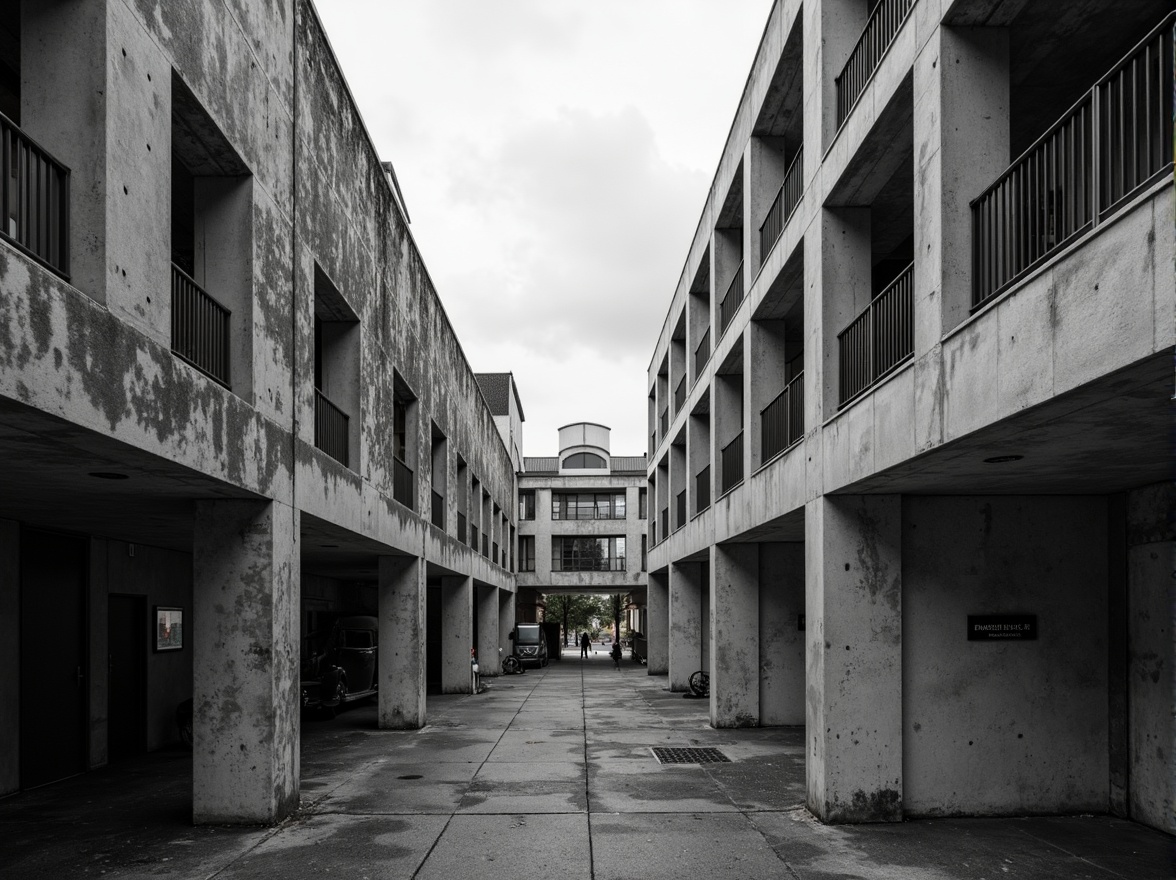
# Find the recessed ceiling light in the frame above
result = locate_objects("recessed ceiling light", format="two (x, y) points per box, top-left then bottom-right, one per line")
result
(983, 455), (1023, 464)
(89, 472), (129, 480)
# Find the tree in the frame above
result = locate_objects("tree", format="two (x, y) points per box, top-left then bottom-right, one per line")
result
(543, 594), (607, 645)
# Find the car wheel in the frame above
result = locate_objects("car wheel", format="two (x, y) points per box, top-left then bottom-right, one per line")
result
(502, 655), (521, 675)
(540, 655), (548, 668)
(323, 679), (347, 718)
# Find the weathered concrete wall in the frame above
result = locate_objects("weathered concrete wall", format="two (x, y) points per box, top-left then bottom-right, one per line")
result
(1125, 482), (1175, 834)
(711, 543), (760, 727)
(759, 542), (804, 726)
(902, 496), (1108, 816)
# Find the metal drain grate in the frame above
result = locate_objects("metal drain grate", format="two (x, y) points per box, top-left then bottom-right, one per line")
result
(651, 747), (731, 765)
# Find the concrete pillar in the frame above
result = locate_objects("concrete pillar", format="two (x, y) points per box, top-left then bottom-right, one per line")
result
(498, 589), (515, 660)
(819, 207), (872, 418)
(760, 542), (805, 726)
(0, 519), (18, 796)
(805, 494), (902, 823)
(193, 500), (300, 825)
(668, 561), (704, 692)
(378, 554), (426, 729)
(441, 575), (473, 693)
(477, 584), (500, 676)
(646, 569), (669, 675)
(711, 544), (759, 728)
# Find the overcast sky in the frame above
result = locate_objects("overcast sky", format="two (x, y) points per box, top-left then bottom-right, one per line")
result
(313, 0), (774, 457)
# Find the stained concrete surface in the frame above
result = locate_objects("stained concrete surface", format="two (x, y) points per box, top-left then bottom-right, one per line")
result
(0, 649), (1173, 879)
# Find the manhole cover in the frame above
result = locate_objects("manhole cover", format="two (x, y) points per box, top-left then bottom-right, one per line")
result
(651, 747), (730, 764)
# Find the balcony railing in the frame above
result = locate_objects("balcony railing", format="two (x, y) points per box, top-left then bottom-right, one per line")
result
(694, 327), (711, 377)
(393, 457), (414, 511)
(0, 113), (70, 278)
(313, 388), (349, 467)
(721, 432), (744, 496)
(719, 261), (745, 337)
(972, 15), (1174, 307)
(838, 263), (913, 406)
(673, 376), (686, 415)
(457, 511), (467, 544)
(659, 507), (668, 543)
(835, 0), (916, 127)
(761, 370), (805, 463)
(695, 465), (711, 515)
(675, 490), (686, 531)
(431, 489), (444, 529)
(172, 264), (231, 387)
(758, 148), (804, 261)
(552, 556), (626, 573)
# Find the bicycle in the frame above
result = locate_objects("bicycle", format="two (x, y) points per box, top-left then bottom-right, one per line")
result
(687, 670), (709, 698)
(500, 648), (526, 675)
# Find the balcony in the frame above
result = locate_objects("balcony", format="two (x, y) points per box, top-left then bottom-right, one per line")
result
(471, 524), (479, 550)
(659, 407), (668, 439)
(493, 542), (499, 565)
(431, 489), (444, 530)
(673, 376), (686, 415)
(659, 507), (668, 544)
(313, 388), (349, 467)
(481, 534), (489, 557)
(551, 556), (626, 573)
(718, 261), (745, 337)
(694, 327), (711, 378)
(972, 15), (1174, 308)
(457, 511), (467, 544)
(758, 148), (804, 261)
(0, 114), (70, 278)
(838, 263), (913, 406)
(675, 490), (686, 532)
(835, 0), (916, 127)
(761, 370), (804, 463)
(171, 264), (231, 387)
(393, 457), (414, 511)
(695, 465), (710, 515)
(720, 432), (744, 496)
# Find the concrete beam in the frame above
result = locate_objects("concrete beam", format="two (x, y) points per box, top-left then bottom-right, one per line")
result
(378, 555), (426, 729)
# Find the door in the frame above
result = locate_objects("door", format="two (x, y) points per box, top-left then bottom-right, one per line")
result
(20, 528), (88, 788)
(108, 594), (146, 760)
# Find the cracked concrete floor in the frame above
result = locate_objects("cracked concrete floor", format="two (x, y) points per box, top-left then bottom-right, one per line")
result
(1, 651), (1172, 879)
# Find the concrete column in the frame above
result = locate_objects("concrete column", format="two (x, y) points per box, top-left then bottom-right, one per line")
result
(711, 544), (759, 728)
(441, 575), (473, 693)
(819, 207), (872, 418)
(378, 554), (426, 729)
(0, 519), (18, 796)
(668, 561), (704, 692)
(193, 500), (300, 825)
(646, 569), (669, 675)
(498, 589), (515, 661)
(760, 542), (805, 726)
(805, 494), (902, 823)
(477, 584), (500, 676)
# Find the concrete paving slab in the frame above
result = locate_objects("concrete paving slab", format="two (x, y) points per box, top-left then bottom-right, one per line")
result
(415, 813), (591, 880)
(588, 759), (740, 814)
(316, 761), (480, 814)
(458, 780), (588, 814)
(487, 729), (586, 762)
(591, 811), (789, 880)
(473, 760), (586, 784)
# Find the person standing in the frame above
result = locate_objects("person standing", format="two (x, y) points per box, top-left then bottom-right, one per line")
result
(580, 632), (591, 658)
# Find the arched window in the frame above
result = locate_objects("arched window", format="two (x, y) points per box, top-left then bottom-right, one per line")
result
(562, 452), (606, 469)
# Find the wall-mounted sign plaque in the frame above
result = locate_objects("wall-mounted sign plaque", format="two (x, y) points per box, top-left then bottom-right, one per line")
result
(967, 614), (1036, 641)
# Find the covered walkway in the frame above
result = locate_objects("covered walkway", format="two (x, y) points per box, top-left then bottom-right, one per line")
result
(1, 651), (1170, 878)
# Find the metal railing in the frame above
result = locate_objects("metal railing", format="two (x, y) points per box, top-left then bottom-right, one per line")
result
(393, 457), (414, 511)
(761, 370), (805, 462)
(758, 147), (804, 261)
(673, 376), (686, 415)
(695, 465), (711, 515)
(313, 388), (349, 467)
(719, 261), (745, 337)
(972, 15), (1173, 307)
(675, 490), (686, 531)
(0, 113), (70, 278)
(838, 263), (913, 406)
(835, 0), (916, 126)
(551, 555), (626, 573)
(431, 489), (444, 529)
(720, 432), (744, 496)
(694, 327), (711, 377)
(457, 512), (467, 544)
(171, 264), (231, 387)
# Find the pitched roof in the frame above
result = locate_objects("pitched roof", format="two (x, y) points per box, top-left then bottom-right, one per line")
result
(522, 457), (559, 473)
(474, 373), (525, 421)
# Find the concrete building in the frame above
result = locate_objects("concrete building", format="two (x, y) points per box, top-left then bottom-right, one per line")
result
(0, 0), (518, 824)
(518, 423), (648, 636)
(645, 0), (1173, 834)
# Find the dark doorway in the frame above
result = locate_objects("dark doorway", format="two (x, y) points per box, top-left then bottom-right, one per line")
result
(20, 528), (87, 788)
(108, 594), (147, 760)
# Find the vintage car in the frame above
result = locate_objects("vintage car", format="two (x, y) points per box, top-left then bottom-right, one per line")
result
(300, 615), (378, 716)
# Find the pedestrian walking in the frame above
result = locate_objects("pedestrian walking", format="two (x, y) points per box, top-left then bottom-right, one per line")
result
(610, 641), (622, 669)
(580, 632), (591, 658)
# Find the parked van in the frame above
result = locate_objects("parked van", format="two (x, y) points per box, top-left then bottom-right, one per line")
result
(510, 622), (549, 668)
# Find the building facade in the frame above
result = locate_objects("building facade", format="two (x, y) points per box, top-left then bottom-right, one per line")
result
(0, 0), (518, 824)
(518, 423), (648, 635)
(645, 0), (1173, 832)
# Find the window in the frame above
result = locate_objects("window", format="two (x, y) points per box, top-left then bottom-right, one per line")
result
(551, 536), (625, 572)
(519, 536), (535, 572)
(519, 490), (535, 521)
(639, 488), (648, 519)
(641, 534), (647, 571)
(562, 452), (606, 469)
(551, 493), (626, 520)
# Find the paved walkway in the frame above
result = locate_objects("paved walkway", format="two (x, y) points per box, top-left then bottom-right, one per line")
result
(1, 650), (1173, 878)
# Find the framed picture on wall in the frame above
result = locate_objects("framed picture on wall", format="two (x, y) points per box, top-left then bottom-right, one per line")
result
(154, 606), (184, 652)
